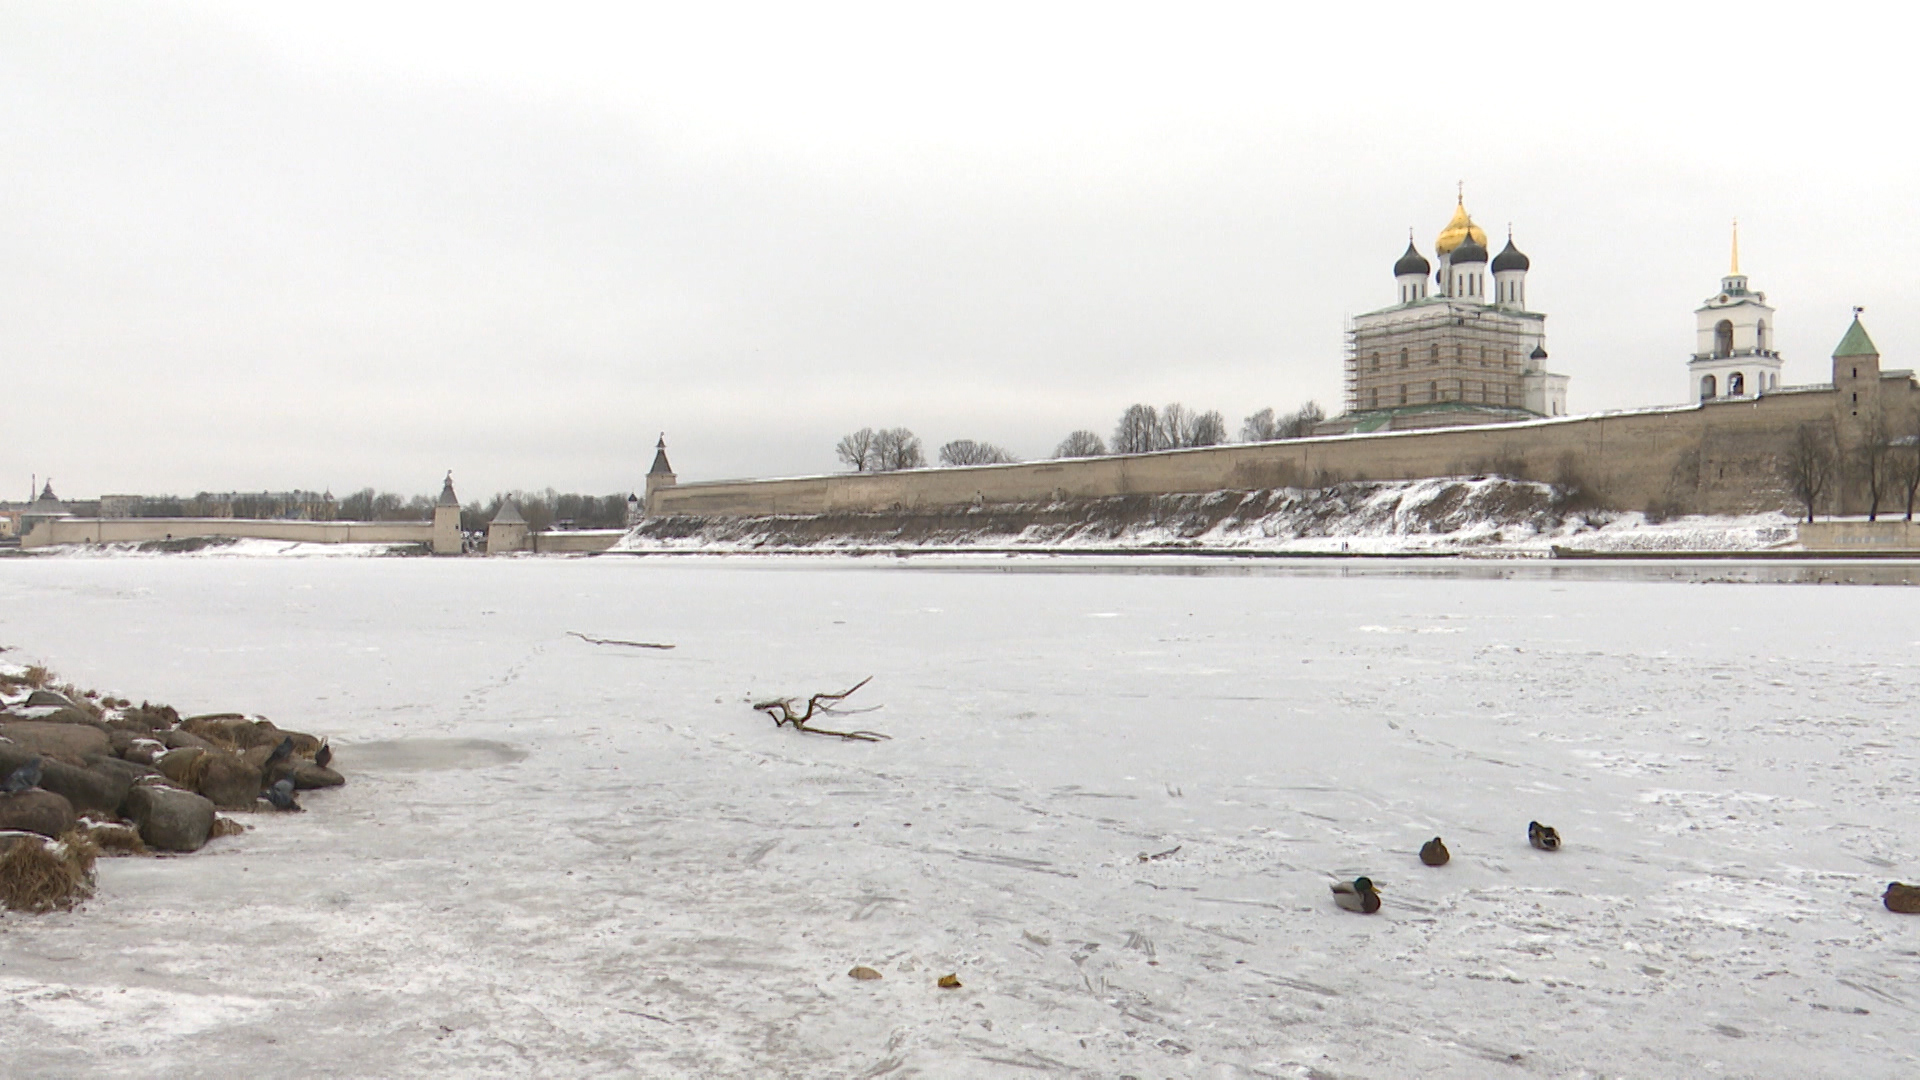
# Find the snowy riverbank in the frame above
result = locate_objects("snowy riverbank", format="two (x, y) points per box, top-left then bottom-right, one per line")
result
(617, 477), (1803, 557)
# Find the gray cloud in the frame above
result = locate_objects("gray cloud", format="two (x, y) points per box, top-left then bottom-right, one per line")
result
(4, 3), (1916, 498)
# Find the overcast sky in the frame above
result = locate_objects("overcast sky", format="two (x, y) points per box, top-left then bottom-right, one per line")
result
(5, 2), (1918, 499)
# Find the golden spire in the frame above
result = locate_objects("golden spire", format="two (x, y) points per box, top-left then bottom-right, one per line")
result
(1730, 219), (1740, 275)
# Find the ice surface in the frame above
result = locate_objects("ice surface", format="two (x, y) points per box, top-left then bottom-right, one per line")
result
(0, 556), (1916, 1077)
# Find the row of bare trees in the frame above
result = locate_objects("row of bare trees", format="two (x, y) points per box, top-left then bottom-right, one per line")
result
(1240, 402), (1327, 442)
(839, 399), (1327, 471)
(835, 427), (926, 472)
(1780, 409), (1920, 523)
(1107, 403), (1228, 455)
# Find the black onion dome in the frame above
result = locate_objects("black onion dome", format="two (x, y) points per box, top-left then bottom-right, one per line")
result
(1491, 236), (1530, 273)
(1394, 241), (1431, 277)
(1451, 234), (1488, 263)
(1530, 345), (1548, 360)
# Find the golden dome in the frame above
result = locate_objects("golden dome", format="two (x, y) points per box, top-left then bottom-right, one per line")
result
(1435, 199), (1487, 256)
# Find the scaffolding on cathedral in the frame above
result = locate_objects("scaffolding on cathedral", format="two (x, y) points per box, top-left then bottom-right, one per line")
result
(1342, 312), (1538, 415)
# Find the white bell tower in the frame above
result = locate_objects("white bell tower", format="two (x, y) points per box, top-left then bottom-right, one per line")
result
(1688, 222), (1783, 403)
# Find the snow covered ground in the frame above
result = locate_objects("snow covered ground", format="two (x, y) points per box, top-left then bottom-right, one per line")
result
(0, 556), (1916, 1078)
(40, 537), (427, 559)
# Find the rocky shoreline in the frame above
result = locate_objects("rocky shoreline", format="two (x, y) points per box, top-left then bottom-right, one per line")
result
(0, 660), (341, 912)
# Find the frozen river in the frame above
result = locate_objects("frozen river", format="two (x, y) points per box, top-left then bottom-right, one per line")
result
(0, 554), (1916, 1078)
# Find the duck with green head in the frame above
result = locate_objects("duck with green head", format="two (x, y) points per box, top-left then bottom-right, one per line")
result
(1331, 876), (1382, 913)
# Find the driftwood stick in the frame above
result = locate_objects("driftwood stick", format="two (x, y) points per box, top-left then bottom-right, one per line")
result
(753, 677), (889, 741)
(568, 631), (676, 650)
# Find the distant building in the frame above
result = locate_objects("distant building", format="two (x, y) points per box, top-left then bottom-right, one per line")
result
(99, 495), (141, 519)
(1321, 194), (1569, 435)
(20, 481), (72, 538)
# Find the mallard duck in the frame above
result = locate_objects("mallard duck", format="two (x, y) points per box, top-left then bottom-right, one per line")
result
(1331, 876), (1382, 913)
(1419, 837), (1450, 866)
(1886, 882), (1920, 914)
(1528, 821), (1561, 851)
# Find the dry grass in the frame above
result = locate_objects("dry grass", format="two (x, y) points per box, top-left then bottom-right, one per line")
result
(118, 702), (181, 731)
(0, 665), (50, 691)
(54, 684), (103, 720)
(175, 751), (216, 791)
(0, 829), (99, 913)
(80, 819), (148, 856)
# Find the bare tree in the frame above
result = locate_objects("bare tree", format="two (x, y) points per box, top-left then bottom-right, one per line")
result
(870, 428), (924, 471)
(336, 488), (376, 521)
(836, 428), (878, 472)
(1112, 404), (1159, 455)
(1054, 430), (1107, 458)
(1858, 406), (1895, 521)
(1781, 422), (1837, 523)
(1242, 401), (1324, 442)
(1895, 409), (1920, 521)
(1277, 401), (1326, 439)
(939, 439), (1017, 466)
(1157, 403), (1193, 451)
(1241, 408), (1278, 442)
(1188, 409), (1227, 447)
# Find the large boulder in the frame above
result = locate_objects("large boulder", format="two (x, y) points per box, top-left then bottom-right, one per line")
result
(22, 689), (77, 710)
(0, 745), (117, 815)
(125, 783), (215, 852)
(0, 830), (49, 856)
(187, 715), (320, 755)
(160, 729), (215, 752)
(181, 714), (261, 749)
(194, 752), (262, 809)
(0, 720), (110, 763)
(292, 763), (345, 790)
(91, 756), (159, 787)
(35, 706), (106, 729)
(123, 738), (168, 766)
(0, 790), (76, 838)
(37, 759), (121, 816)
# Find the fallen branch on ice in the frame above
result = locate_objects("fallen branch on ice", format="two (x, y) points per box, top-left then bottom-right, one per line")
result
(568, 631), (676, 650)
(753, 677), (889, 741)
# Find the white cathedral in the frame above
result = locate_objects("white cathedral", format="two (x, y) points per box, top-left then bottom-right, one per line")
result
(1324, 195), (1570, 434)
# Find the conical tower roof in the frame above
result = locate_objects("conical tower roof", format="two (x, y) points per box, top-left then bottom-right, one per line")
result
(26, 481), (65, 515)
(490, 499), (524, 525)
(1834, 314), (1879, 358)
(436, 472), (460, 507)
(648, 435), (675, 477)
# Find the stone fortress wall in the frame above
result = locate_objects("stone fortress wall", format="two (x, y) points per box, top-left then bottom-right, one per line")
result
(23, 478), (469, 554)
(649, 318), (1910, 522)
(23, 517), (443, 549)
(652, 378), (1902, 520)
